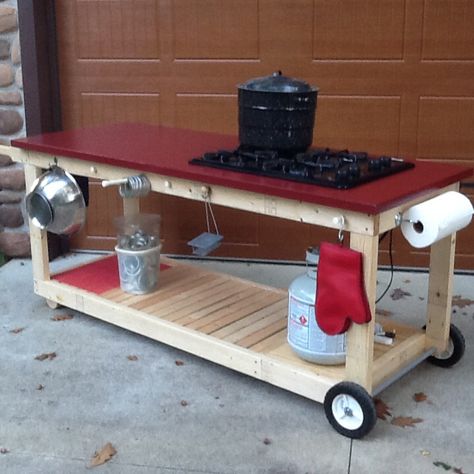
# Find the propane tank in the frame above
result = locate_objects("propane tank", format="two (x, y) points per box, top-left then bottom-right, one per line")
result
(287, 247), (346, 365)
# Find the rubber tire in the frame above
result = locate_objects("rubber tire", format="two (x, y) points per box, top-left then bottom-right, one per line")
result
(324, 381), (376, 439)
(427, 323), (465, 368)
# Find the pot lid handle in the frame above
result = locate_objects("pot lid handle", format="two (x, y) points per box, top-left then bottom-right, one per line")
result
(238, 71), (318, 93)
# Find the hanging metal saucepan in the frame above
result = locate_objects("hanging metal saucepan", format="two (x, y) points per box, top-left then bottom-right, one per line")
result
(238, 71), (318, 152)
(25, 166), (86, 235)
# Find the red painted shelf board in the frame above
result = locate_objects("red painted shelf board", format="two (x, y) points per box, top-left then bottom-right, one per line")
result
(52, 254), (170, 295)
(13, 123), (473, 214)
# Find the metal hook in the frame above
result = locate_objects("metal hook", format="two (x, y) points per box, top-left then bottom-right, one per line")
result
(338, 227), (344, 244)
(333, 215), (345, 244)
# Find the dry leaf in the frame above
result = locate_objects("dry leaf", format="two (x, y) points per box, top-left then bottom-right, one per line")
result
(175, 360), (184, 366)
(376, 309), (393, 317)
(263, 438), (271, 445)
(390, 288), (412, 301)
(453, 467), (466, 474)
(180, 400), (188, 407)
(413, 392), (428, 403)
(127, 355), (138, 361)
(51, 314), (73, 321)
(374, 398), (392, 420)
(391, 416), (423, 428)
(9, 327), (25, 334)
(433, 461), (452, 471)
(452, 295), (474, 309)
(36, 384), (45, 391)
(89, 442), (117, 468)
(0, 448), (9, 454)
(35, 352), (57, 361)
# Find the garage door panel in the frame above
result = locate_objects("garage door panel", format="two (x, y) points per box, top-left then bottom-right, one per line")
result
(313, 0), (406, 60)
(422, 0), (474, 60)
(76, 0), (160, 59)
(417, 97), (474, 160)
(57, 0), (474, 268)
(79, 183), (122, 239)
(174, 94), (237, 134)
(315, 96), (401, 154)
(173, 0), (259, 60)
(258, 0), (313, 61)
(80, 92), (161, 127)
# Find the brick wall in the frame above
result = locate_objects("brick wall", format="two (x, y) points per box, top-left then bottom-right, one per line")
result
(0, 0), (29, 257)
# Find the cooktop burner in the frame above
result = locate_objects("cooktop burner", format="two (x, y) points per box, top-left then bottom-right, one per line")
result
(189, 146), (414, 189)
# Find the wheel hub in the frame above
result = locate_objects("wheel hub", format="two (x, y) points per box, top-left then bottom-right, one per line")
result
(332, 394), (364, 430)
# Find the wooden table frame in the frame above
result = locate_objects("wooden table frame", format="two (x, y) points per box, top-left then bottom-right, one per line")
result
(4, 144), (458, 402)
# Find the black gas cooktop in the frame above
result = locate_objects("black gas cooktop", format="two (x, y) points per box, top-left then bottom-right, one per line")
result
(189, 146), (414, 190)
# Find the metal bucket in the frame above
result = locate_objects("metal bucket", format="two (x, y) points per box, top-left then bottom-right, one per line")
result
(115, 244), (161, 295)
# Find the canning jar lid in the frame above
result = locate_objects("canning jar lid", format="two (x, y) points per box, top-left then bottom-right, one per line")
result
(238, 71), (318, 93)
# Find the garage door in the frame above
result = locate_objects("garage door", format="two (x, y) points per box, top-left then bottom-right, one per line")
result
(55, 0), (474, 268)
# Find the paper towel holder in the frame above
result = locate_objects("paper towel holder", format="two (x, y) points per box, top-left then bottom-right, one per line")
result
(394, 212), (420, 228)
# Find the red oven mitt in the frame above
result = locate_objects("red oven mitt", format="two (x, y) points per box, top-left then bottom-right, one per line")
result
(315, 242), (372, 335)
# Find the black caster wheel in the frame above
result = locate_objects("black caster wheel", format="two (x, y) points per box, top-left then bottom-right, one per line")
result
(324, 381), (376, 439)
(426, 323), (465, 368)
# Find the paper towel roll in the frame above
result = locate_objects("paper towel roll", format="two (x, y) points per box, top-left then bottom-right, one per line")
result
(401, 191), (474, 248)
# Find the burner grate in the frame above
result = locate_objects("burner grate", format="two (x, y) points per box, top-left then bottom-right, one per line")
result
(190, 146), (414, 189)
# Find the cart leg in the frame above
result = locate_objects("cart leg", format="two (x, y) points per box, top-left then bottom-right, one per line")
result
(425, 233), (456, 355)
(24, 164), (50, 286)
(345, 233), (378, 393)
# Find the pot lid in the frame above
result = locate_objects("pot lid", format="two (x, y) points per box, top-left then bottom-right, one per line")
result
(238, 71), (318, 93)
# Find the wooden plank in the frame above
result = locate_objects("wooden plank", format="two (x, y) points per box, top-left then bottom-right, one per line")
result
(0, 144), (26, 162)
(18, 150), (376, 234)
(266, 343), (345, 380)
(345, 233), (379, 393)
(129, 273), (220, 310)
(24, 163), (50, 283)
(217, 299), (287, 342)
(100, 287), (124, 299)
(426, 232), (457, 353)
(163, 281), (257, 320)
(196, 292), (284, 334)
(237, 317), (287, 348)
(174, 287), (261, 326)
(143, 279), (247, 318)
(211, 299), (286, 339)
(250, 329), (287, 353)
(372, 333), (426, 388)
(260, 354), (337, 404)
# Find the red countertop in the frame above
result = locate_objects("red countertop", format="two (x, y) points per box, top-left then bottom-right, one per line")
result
(12, 123), (473, 214)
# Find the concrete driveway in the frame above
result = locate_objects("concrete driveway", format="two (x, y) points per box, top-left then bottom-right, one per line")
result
(1, 254), (473, 473)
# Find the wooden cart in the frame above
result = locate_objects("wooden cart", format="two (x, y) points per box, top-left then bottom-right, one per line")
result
(3, 124), (472, 438)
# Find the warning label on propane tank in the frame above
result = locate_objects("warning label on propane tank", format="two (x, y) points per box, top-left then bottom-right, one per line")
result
(288, 296), (311, 348)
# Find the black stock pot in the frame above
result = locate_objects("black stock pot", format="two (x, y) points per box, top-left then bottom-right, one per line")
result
(238, 71), (318, 152)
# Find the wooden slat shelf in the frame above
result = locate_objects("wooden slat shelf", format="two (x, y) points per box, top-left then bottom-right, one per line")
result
(100, 257), (290, 351)
(47, 255), (432, 397)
